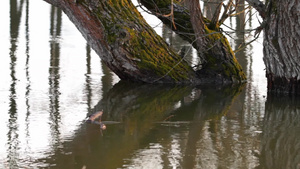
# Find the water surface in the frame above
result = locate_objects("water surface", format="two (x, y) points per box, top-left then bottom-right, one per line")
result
(1, 0), (299, 169)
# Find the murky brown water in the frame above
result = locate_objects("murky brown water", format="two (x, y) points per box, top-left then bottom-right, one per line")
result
(1, 0), (300, 169)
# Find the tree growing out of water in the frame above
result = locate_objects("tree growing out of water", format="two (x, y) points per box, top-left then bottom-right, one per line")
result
(262, 0), (300, 95)
(240, 0), (300, 95)
(43, 0), (246, 85)
(43, 0), (300, 95)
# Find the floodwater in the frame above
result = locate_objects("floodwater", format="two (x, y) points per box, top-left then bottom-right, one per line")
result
(1, 0), (300, 169)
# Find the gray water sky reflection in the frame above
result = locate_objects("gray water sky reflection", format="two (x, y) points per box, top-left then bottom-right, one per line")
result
(3, 0), (297, 168)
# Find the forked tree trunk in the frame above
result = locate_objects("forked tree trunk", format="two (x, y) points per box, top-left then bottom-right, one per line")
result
(44, 0), (197, 84)
(43, 0), (246, 84)
(140, 0), (246, 83)
(263, 0), (300, 94)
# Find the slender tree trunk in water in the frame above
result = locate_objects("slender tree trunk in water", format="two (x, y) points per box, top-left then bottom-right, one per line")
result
(264, 0), (300, 94)
(43, 0), (246, 84)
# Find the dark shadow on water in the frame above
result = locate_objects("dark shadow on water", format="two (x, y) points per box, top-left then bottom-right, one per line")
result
(256, 96), (300, 169)
(33, 81), (244, 168)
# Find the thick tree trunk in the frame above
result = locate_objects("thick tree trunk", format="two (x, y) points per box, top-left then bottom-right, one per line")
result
(140, 0), (247, 83)
(43, 0), (246, 84)
(44, 0), (197, 84)
(263, 0), (300, 95)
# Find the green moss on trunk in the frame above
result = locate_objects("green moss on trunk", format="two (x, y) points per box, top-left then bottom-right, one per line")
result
(52, 0), (245, 84)
(140, 0), (246, 84)
(80, 0), (195, 83)
(202, 26), (246, 82)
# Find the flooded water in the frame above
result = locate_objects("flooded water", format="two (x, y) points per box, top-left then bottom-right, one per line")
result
(1, 0), (300, 169)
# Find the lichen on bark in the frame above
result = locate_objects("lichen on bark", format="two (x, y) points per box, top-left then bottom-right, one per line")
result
(44, 0), (246, 85)
(89, 0), (197, 83)
(140, 0), (246, 84)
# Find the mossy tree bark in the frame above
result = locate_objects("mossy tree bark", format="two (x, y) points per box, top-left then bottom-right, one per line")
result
(43, 0), (246, 84)
(139, 0), (246, 83)
(263, 0), (300, 95)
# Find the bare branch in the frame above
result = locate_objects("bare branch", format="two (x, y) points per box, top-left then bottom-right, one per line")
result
(209, 2), (223, 29)
(219, 0), (234, 25)
(234, 31), (261, 53)
(228, 5), (251, 17)
(149, 0), (177, 29)
(245, 0), (265, 19)
(43, 0), (61, 8)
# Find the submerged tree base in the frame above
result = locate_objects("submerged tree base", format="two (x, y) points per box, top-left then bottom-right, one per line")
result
(263, 0), (300, 95)
(267, 74), (300, 95)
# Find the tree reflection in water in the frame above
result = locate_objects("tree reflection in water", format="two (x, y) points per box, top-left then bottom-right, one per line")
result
(33, 82), (250, 169)
(257, 96), (300, 169)
(3, 0), (299, 168)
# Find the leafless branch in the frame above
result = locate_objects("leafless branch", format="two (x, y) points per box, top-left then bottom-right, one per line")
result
(219, 0), (234, 25)
(209, 2), (223, 29)
(43, 0), (61, 8)
(245, 0), (266, 19)
(234, 30), (261, 53)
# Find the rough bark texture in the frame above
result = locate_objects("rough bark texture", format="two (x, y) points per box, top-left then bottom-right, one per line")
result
(44, 0), (197, 84)
(44, 0), (246, 84)
(263, 0), (300, 95)
(140, 0), (246, 84)
(245, 0), (266, 19)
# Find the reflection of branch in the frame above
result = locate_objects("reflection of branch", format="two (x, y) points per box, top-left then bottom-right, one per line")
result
(37, 81), (245, 168)
(234, 31), (261, 53)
